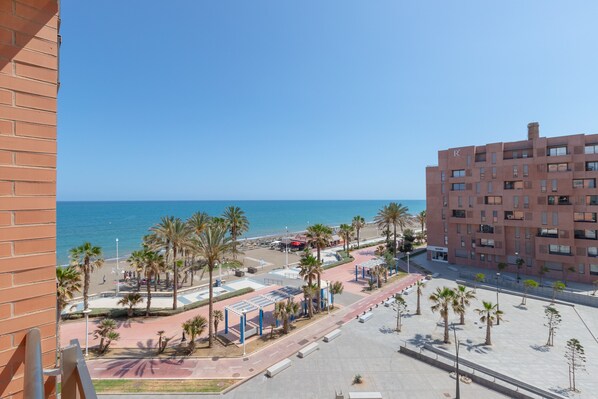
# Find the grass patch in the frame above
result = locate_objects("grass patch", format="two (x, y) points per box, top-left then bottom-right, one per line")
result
(92, 379), (238, 393)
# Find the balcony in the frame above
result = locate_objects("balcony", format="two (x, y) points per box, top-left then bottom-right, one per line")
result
(452, 210), (466, 219)
(548, 196), (571, 205)
(538, 229), (558, 238)
(505, 211), (524, 221)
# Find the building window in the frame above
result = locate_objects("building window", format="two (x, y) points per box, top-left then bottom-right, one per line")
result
(488, 182), (493, 193)
(575, 230), (597, 240)
(444, 222), (448, 233)
(479, 224), (494, 233)
(515, 227), (520, 239)
(444, 236), (448, 245)
(523, 196), (530, 209)
(542, 212), (547, 225)
(452, 169), (465, 177)
(484, 196), (502, 205)
(548, 163), (569, 172)
(441, 183), (445, 194)
(504, 181), (524, 190)
(549, 244), (571, 255)
(525, 228), (531, 239)
(586, 162), (598, 171)
(491, 167), (497, 178)
(481, 210), (486, 222)
(452, 209), (466, 218)
(493, 210), (498, 223)
(551, 179), (558, 192)
(579, 264), (585, 274)
(451, 183), (465, 191)
(468, 196), (473, 208)
(476, 182), (480, 194)
(480, 238), (495, 248)
(574, 212), (597, 222)
(476, 153), (486, 162)
(538, 228), (558, 238)
(585, 144), (598, 154)
(540, 180), (547, 192)
(547, 146), (567, 156)
(491, 152), (497, 164)
(467, 224), (472, 234)
(588, 247), (598, 257)
(456, 224), (461, 234)
(548, 195), (570, 205)
(587, 196), (598, 206)
(441, 171), (446, 182)
(458, 196), (463, 207)
(443, 196), (447, 207)
(441, 209), (446, 220)
(552, 212), (559, 226)
(591, 264), (598, 276)
(573, 178), (596, 189)
(461, 239), (465, 247)
(523, 164), (529, 177)
(513, 165), (518, 177)
(480, 168), (485, 179)
(467, 155), (471, 167)
(505, 211), (524, 220)
(513, 196), (519, 208)
(480, 253), (486, 262)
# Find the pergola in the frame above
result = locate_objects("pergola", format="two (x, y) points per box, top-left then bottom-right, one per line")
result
(224, 286), (303, 343)
(355, 257), (398, 281)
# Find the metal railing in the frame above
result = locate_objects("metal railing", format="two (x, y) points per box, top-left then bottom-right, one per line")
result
(25, 328), (97, 399)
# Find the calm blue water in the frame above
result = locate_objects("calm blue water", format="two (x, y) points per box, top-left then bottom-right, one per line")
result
(57, 200), (425, 265)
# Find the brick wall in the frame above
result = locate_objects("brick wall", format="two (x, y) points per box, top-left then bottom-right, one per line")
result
(0, 1), (59, 398)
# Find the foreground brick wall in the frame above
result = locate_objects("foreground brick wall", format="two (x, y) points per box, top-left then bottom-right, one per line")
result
(0, 1), (59, 398)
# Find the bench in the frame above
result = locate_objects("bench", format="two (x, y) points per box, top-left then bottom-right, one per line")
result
(244, 327), (257, 339)
(247, 266), (258, 274)
(297, 342), (318, 358)
(266, 358), (292, 377)
(384, 299), (394, 307)
(402, 287), (413, 295)
(324, 329), (341, 342)
(358, 312), (373, 323)
(348, 392), (382, 399)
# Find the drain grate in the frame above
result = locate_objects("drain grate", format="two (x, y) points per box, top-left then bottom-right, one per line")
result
(233, 373), (241, 378)
(249, 368), (254, 372)
(298, 339), (309, 345)
(337, 321), (343, 326)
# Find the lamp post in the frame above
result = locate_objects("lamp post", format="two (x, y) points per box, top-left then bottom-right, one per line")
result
(515, 251), (520, 281)
(453, 324), (461, 399)
(242, 311), (246, 357)
(115, 238), (120, 296)
(407, 251), (411, 274)
(496, 272), (500, 326)
(83, 308), (91, 357)
(326, 281), (330, 315)
(285, 226), (288, 269)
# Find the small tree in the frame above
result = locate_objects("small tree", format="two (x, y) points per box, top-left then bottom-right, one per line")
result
(544, 306), (561, 346)
(117, 292), (144, 317)
(473, 273), (485, 292)
(212, 310), (224, 338)
(552, 281), (566, 303)
(93, 318), (120, 354)
(429, 286), (462, 343)
(415, 280), (425, 315)
(367, 279), (376, 292)
(497, 262), (507, 273)
(475, 301), (503, 346)
(516, 257), (525, 280)
(521, 279), (538, 305)
(329, 281), (344, 309)
(394, 294), (407, 332)
(565, 338), (586, 392)
(182, 315), (207, 353)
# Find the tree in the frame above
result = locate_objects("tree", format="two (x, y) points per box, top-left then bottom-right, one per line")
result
(156, 330), (170, 354)
(475, 301), (503, 346)
(593, 280), (598, 296)
(212, 310), (224, 337)
(302, 284), (318, 319)
(56, 266), (81, 364)
(565, 338), (586, 392)
(352, 215), (365, 248)
(415, 280), (425, 315)
(306, 224), (332, 311)
(329, 281), (344, 309)
(539, 265), (550, 286)
(544, 306), (561, 347)
(69, 242), (104, 312)
(394, 294), (408, 332)
(552, 281), (566, 303)
(298, 250), (321, 315)
(473, 273), (485, 292)
(274, 298), (300, 334)
(400, 228), (415, 253)
(150, 216), (192, 309)
(187, 211), (212, 285)
(497, 262), (507, 273)
(222, 206), (249, 260)
(93, 318), (120, 354)
(191, 224), (233, 348)
(374, 204), (392, 245)
(141, 249), (164, 316)
(376, 203), (409, 258)
(429, 286), (462, 343)
(373, 265), (386, 288)
(127, 249), (145, 291)
(338, 224), (353, 253)
(454, 285), (476, 325)
(515, 257), (525, 280)
(182, 315), (207, 353)
(117, 292), (143, 317)
(416, 210), (426, 233)
(521, 279), (538, 305)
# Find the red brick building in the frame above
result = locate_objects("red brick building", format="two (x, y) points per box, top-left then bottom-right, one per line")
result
(426, 122), (598, 283)
(0, 1), (60, 398)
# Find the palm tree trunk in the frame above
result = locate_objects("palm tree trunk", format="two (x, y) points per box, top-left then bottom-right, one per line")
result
(84, 264), (90, 311)
(146, 272), (152, 317)
(486, 318), (492, 345)
(443, 314), (449, 343)
(393, 223), (397, 257)
(172, 248), (178, 310)
(208, 266), (214, 348)
(460, 299), (465, 325)
(416, 291), (421, 315)
(357, 228), (360, 248)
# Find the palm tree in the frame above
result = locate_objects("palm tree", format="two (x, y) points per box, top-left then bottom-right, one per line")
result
(298, 250), (322, 313)
(415, 280), (425, 315)
(223, 206), (249, 260)
(521, 279), (538, 305)
(302, 284), (318, 319)
(182, 315), (207, 353)
(212, 310), (224, 337)
(117, 292), (144, 317)
(140, 249), (164, 316)
(352, 216), (365, 248)
(187, 211), (211, 285)
(416, 210), (426, 233)
(374, 204), (392, 246)
(192, 224), (233, 348)
(69, 242), (104, 312)
(453, 285), (476, 325)
(429, 286), (461, 343)
(373, 265), (386, 288)
(56, 266), (81, 364)
(329, 281), (344, 309)
(338, 224), (353, 253)
(93, 318), (119, 354)
(306, 224), (332, 311)
(376, 203), (409, 257)
(274, 299), (300, 334)
(150, 216), (192, 310)
(394, 294), (408, 332)
(127, 250), (145, 291)
(476, 301), (503, 346)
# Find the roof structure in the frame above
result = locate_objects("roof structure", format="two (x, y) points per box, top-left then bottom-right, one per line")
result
(359, 258), (385, 269)
(225, 286), (304, 316)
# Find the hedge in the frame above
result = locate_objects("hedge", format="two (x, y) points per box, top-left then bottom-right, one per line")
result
(62, 287), (255, 320)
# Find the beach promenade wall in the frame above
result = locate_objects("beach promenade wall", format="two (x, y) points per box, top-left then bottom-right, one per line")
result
(0, 1), (60, 398)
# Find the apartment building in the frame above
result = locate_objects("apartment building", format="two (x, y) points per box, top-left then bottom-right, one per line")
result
(426, 122), (598, 283)
(0, 1), (60, 398)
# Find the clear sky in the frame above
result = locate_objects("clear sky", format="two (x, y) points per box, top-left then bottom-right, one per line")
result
(58, 1), (598, 201)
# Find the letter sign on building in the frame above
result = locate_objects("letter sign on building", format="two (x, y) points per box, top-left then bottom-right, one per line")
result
(453, 149), (461, 157)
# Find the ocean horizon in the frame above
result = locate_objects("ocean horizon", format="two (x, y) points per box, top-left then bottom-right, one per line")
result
(57, 199), (426, 265)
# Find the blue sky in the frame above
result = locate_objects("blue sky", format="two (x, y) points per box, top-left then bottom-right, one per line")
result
(58, 1), (598, 200)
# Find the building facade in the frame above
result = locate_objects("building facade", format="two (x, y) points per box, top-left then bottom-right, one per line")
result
(0, 1), (60, 398)
(426, 122), (598, 283)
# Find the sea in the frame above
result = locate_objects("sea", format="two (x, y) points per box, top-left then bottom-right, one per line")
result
(57, 200), (426, 265)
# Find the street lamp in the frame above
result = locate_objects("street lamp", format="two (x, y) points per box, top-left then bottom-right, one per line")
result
(326, 281), (330, 315)
(453, 324), (461, 399)
(285, 226), (288, 269)
(407, 251), (411, 274)
(515, 251), (521, 281)
(83, 308), (92, 357)
(496, 272), (500, 326)
(242, 311), (247, 356)
(115, 238), (120, 296)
